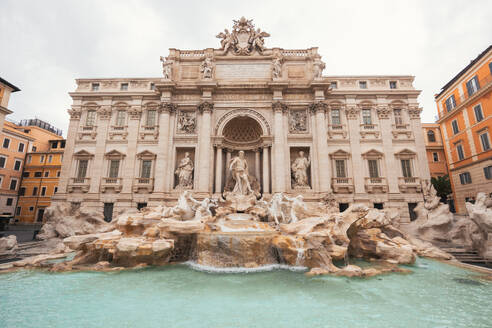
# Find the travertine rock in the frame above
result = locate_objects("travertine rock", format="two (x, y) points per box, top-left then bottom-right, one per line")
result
(0, 235), (17, 254)
(466, 193), (492, 260)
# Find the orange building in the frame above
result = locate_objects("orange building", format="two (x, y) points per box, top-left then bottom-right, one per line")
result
(422, 123), (449, 178)
(0, 77), (19, 131)
(435, 45), (492, 213)
(0, 121), (34, 216)
(16, 139), (66, 222)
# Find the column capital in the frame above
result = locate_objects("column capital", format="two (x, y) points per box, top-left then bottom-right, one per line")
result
(408, 106), (422, 119)
(309, 101), (328, 114)
(272, 101), (288, 113)
(198, 101), (214, 113)
(376, 105), (391, 119)
(67, 108), (81, 120)
(159, 102), (176, 114)
(345, 105), (360, 120)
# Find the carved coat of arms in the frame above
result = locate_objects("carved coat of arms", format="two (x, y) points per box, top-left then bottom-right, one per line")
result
(216, 17), (270, 55)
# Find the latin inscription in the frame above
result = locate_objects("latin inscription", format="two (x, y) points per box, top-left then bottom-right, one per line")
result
(215, 63), (270, 79)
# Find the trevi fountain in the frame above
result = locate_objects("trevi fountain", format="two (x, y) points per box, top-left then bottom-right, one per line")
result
(1, 17), (492, 328)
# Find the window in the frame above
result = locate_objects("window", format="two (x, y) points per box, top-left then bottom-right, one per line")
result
(29, 206), (34, 212)
(0, 156), (6, 168)
(359, 81), (367, 89)
(146, 110), (156, 126)
(27, 155), (32, 164)
(32, 187), (38, 196)
(34, 171), (42, 177)
(109, 160), (120, 178)
(14, 159), (22, 171)
(77, 160), (88, 178)
(44, 171), (49, 177)
(459, 172), (472, 184)
(48, 155), (53, 163)
(9, 179), (17, 191)
(86, 110), (96, 126)
(41, 186), (46, 196)
(40, 155), (45, 163)
(19, 187), (26, 196)
(18, 143), (25, 152)
(484, 166), (492, 179)
(104, 203), (114, 222)
(60, 141), (66, 148)
(15, 207), (21, 216)
(451, 120), (459, 134)
(6, 198), (13, 206)
(408, 203), (417, 221)
(490, 62), (492, 74)
(335, 160), (346, 178)
(137, 202), (148, 210)
(141, 160), (152, 178)
(456, 144), (465, 160)
(57, 171), (61, 177)
(362, 109), (372, 125)
(474, 104), (484, 122)
(368, 159), (379, 178)
(91, 83), (99, 91)
(401, 159), (412, 177)
(3, 138), (10, 149)
(120, 83), (128, 91)
(394, 109), (403, 125)
(51, 141), (58, 149)
(479, 132), (490, 151)
(330, 81), (337, 89)
(445, 95), (456, 112)
(22, 171), (29, 178)
(116, 110), (126, 126)
(466, 75), (480, 96)
(433, 152), (439, 162)
(374, 203), (384, 209)
(331, 109), (341, 125)
(389, 81), (397, 89)
(32, 146), (37, 152)
(150, 83), (155, 90)
(427, 130), (436, 142)
(54, 187), (58, 193)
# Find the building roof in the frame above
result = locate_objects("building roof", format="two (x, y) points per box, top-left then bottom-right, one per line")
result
(0, 77), (21, 92)
(435, 44), (492, 99)
(3, 121), (35, 141)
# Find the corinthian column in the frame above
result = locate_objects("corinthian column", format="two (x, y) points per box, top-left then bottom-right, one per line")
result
(215, 146), (223, 194)
(272, 102), (287, 192)
(198, 101), (213, 192)
(262, 146), (270, 194)
(255, 149), (261, 181)
(154, 103), (175, 193)
(310, 102), (331, 192)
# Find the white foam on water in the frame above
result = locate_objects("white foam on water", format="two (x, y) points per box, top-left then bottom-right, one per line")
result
(184, 261), (308, 274)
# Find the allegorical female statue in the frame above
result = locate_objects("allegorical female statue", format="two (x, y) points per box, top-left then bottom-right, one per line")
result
(291, 151), (310, 188)
(175, 152), (194, 188)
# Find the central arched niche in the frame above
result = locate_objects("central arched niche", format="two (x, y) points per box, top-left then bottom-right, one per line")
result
(222, 116), (262, 145)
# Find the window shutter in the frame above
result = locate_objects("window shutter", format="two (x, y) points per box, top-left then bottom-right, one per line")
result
(466, 80), (473, 96)
(473, 76), (480, 89)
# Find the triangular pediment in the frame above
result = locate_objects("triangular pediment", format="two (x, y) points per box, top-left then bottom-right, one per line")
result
(136, 150), (157, 159)
(104, 149), (126, 158)
(362, 149), (384, 159)
(73, 150), (94, 158)
(395, 148), (416, 158)
(329, 149), (351, 159)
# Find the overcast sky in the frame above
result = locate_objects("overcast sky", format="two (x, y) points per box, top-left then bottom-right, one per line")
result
(1, 0), (491, 136)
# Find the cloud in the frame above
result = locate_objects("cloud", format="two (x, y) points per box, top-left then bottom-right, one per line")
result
(1, 0), (491, 134)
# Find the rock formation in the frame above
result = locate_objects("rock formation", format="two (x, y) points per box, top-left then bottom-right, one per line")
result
(466, 192), (492, 260)
(403, 180), (480, 249)
(1, 191), (458, 277)
(0, 235), (17, 255)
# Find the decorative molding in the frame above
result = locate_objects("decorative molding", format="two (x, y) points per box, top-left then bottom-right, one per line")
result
(272, 101), (288, 113)
(308, 101), (327, 114)
(376, 106), (390, 119)
(128, 106), (142, 119)
(160, 102), (177, 114)
(408, 106), (422, 119)
(216, 17), (270, 55)
(345, 105), (360, 120)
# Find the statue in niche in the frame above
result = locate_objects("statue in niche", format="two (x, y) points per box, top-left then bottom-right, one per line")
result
(160, 56), (173, 80)
(229, 151), (254, 195)
(272, 57), (282, 79)
(291, 151), (311, 188)
(200, 57), (214, 79)
(177, 111), (196, 134)
(175, 152), (194, 189)
(313, 57), (325, 79)
(289, 110), (307, 133)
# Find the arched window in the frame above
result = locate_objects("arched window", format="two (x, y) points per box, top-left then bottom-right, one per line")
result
(427, 130), (436, 142)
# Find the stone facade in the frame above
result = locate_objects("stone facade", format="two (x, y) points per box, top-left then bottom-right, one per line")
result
(53, 18), (430, 222)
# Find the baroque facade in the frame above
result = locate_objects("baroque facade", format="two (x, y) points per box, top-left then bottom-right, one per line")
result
(54, 17), (430, 221)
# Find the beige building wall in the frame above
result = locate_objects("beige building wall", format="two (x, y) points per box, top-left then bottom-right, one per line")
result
(53, 37), (430, 222)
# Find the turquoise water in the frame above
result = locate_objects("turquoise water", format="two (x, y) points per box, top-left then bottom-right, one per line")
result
(1, 258), (491, 328)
